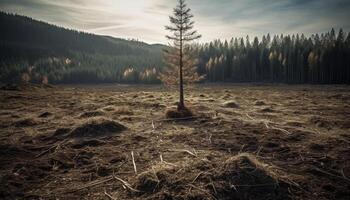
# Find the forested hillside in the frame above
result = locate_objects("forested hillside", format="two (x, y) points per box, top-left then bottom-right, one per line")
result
(0, 12), (164, 84)
(1, 12), (349, 84)
(195, 29), (350, 84)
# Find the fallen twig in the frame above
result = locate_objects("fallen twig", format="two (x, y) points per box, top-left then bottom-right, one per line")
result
(209, 178), (217, 195)
(239, 144), (246, 154)
(341, 168), (350, 181)
(172, 149), (198, 157)
(256, 146), (263, 156)
(208, 133), (212, 144)
(156, 116), (199, 122)
(104, 189), (117, 200)
(191, 172), (204, 183)
(246, 113), (255, 120)
(112, 175), (141, 193)
(188, 184), (217, 200)
(131, 151), (137, 175)
(160, 154), (163, 162)
(313, 167), (350, 182)
(35, 139), (69, 158)
(151, 120), (155, 129)
(64, 176), (115, 193)
(270, 126), (291, 135)
(264, 121), (270, 129)
(160, 154), (177, 167)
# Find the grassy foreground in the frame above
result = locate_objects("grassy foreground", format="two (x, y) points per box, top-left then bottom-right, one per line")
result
(0, 84), (349, 199)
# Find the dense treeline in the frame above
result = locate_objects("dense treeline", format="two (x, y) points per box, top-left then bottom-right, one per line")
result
(1, 12), (349, 84)
(0, 12), (164, 84)
(195, 29), (350, 84)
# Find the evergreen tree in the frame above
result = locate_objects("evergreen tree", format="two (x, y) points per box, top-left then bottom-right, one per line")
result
(159, 0), (202, 110)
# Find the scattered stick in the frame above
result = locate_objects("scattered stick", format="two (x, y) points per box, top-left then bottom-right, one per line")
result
(160, 154), (177, 167)
(131, 151), (137, 175)
(264, 121), (270, 129)
(191, 172), (204, 183)
(341, 168), (350, 181)
(104, 189), (117, 200)
(35, 145), (58, 158)
(256, 146), (263, 156)
(231, 184), (238, 192)
(299, 153), (305, 161)
(188, 184), (217, 200)
(156, 116), (199, 122)
(112, 175), (141, 193)
(208, 133), (212, 144)
(172, 149), (198, 157)
(151, 120), (155, 129)
(244, 112), (292, 135)
(231, 183), (279, 187)
(64, 176), (115, 193)
(313, 167), (350, 182)
(35, 139), (68, 158)
(270, 126), (291, 135)
(239, 144), (246, 154)
(246, 113), (255, 120)
(209, 178), (217, 195)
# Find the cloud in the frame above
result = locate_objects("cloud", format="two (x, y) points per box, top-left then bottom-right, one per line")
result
(0, 0), (349, 44)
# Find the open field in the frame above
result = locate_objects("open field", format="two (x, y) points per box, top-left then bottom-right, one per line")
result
(0, 84), (349, 200)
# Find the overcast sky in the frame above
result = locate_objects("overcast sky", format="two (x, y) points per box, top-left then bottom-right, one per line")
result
(1, 0), (350, 44)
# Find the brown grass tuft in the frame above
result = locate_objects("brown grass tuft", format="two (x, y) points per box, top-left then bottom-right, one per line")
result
(135, 163), (176, 193)
(13, 118), (38, 127)
(260, 107), (274, 112)
(79, 111), (105, 118)
(223, 100), (240, 108)
(114, 106), (134, 115)
(131, 153), (298, 200)
(254, 100), (266, 106)
(165, 106), (193, 119)
(70, 118), (126, 138)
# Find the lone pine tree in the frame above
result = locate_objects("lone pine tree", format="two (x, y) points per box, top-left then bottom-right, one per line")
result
(160, 0), (203, 111)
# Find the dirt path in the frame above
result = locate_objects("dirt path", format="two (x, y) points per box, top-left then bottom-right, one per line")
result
(0, 84), (349, 199)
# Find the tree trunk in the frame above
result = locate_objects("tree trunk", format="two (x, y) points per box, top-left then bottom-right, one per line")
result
(178, 17), (185, 110)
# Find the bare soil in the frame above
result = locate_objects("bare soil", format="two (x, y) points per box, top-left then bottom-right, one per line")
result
(0, 84), (349, 200)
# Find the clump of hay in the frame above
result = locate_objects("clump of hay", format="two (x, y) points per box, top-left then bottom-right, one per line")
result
(215, 153), (296, 199)
(114, 106), (134, 115)
(309, 116), (334, 129)
(13, 118), (38, 127)
(102, 106), (116, 112)
(219, 153), (283, 182)
(38, 112), (52, 118)
(254, 100), (266, 106)
(79, 111), (105, 118)
(49, 151), (75, 170)
(129, 153), (297, 200)
(222, 93), (232, 100)
(70, 118), (126, 138)
(165, 106), (193, 119)
(135, 163), (177, 192)
(223, 100), (240, 108)
(260, 107), (274, 112)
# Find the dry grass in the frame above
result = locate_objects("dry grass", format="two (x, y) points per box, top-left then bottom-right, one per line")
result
(113, 106), (134, 115)
(165, 106), (193, 119)
(79, 110), (105, 118)
(222, 100), (240, 108)
(70, 117), (127, 138)
(0, 84), (349, 200)
(131, 153), (299, 199)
